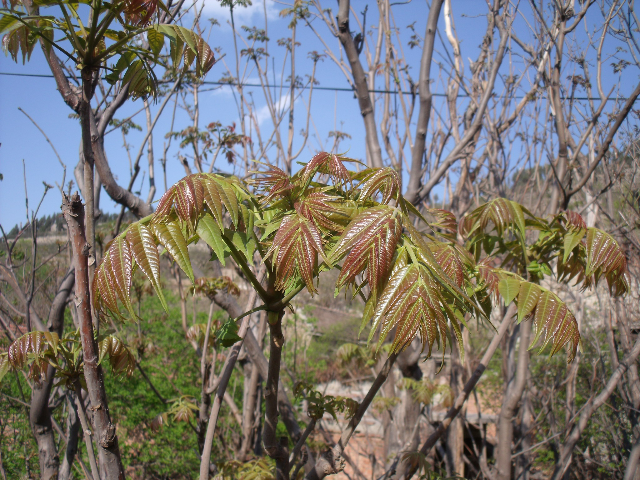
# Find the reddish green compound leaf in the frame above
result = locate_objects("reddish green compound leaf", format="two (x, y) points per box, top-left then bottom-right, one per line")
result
(153, 174), (239, 230)
(330, 206), (402, 299)
(153, 221), (194, 283)
(126, 223), (167, 312)
(300, 152), (351, 187)
(7, 331), (58, 381)
(368, 263), (450, 357)
(294, 190), (345, 232)
(124, 0), (158, 26)
(461, 198), (526, 238)
(154, 24), (216, 76)
(477, 259), (502, 297)
(98, 335), (136, 377)
(564, 211), (587, 230)
(252, 165), (294, 203)
(8, 331), (50, 368)
(95, 235), (136, 320)
(485, 266), (579, 362)
(428, 242), (467, 288)
(202, 176), (239, 228)
(174, 176), (204, 230)
(584, 228), (629, 296)
(530, 290), (579, 362)
(93, 251), (123, 320)
(358, 167), (400, 204)
(423, 207), (458, 233)
(265, 214), (325, 294)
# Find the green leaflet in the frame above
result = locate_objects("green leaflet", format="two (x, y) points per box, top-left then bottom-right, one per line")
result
(359, 295), (376, 338)
(224, 229), (256, 264)
(260, 216), (284, 241)
(197, 214), (230, 266)
(563, 227), (586, 263)
(153, 222), (194, 283)
(147, 28), (164, 57)
(516, 282), (541, 323)
(126, 223), (168, 313)
(0, 14), (19, 34)
(498, 278), (521, 306)
(216, 319), (243, 348)
(0, 354), (9, 384)
(153, 24), (215, 75)
(507, 200), (526, 240)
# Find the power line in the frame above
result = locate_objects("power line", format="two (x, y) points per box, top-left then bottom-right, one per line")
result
(0, 71), (635, 102)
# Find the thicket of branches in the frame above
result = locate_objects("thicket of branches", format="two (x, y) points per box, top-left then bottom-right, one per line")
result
(1, 0), (640, 479)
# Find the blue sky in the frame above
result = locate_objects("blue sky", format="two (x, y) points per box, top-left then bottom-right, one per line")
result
(0, 0), (637, 230)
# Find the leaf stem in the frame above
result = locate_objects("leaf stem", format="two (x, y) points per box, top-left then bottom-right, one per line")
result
(59, 3), (86, 57)
(94, 26), (149, 63)
(220, 234), (270, 302)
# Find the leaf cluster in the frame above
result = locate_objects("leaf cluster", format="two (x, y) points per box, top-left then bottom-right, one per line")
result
(0, 329), (135, 387)
(294, 381), (359, 421)
(1, 0), (216, 98)
(93, 153), (632, 364)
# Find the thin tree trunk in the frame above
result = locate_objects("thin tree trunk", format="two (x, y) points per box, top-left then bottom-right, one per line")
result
(448, 339), (465, 478)
(336, 0), (383, 169)
(210, 290), (303, 443)
(263, 312), (289, 480)
(30, 364), (59, 480)
(240, 359), (261, 460)
(496, 320), (531, 480)
(29, 270), (74, 479)
(59, 393), (81, 480)
(62, 193), (125, 480)
(405, 0), (444, 203)
(624, 433), (640, 480)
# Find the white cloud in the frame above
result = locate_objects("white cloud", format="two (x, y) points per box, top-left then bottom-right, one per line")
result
(198, 0), (279, 24)
(255, 94), (291, 125)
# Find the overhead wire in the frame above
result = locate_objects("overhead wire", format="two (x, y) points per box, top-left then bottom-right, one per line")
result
(0, 71), (635, 102)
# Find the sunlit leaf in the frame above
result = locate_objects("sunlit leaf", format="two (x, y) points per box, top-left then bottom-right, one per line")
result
(330, 206), (402, 299)
(300, 151), (351, 187)
(516, 282), (541, 323)
(197, 213), (230, 266)
(153, 221), (194, 283)
(294, 190), (346, 232)
(251, 165), (294, 203)
(368, 263), (451, 357)
(265, 214), (325, 294)
(563, 226), (586, 263)
(498, 278), (520, 306)
(126, 223), (167, 312)
(98, 335), (136, 376)
(585, 228), (628, 295)
(461, 198), (527, 239)
(357, 167), (400, 204)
